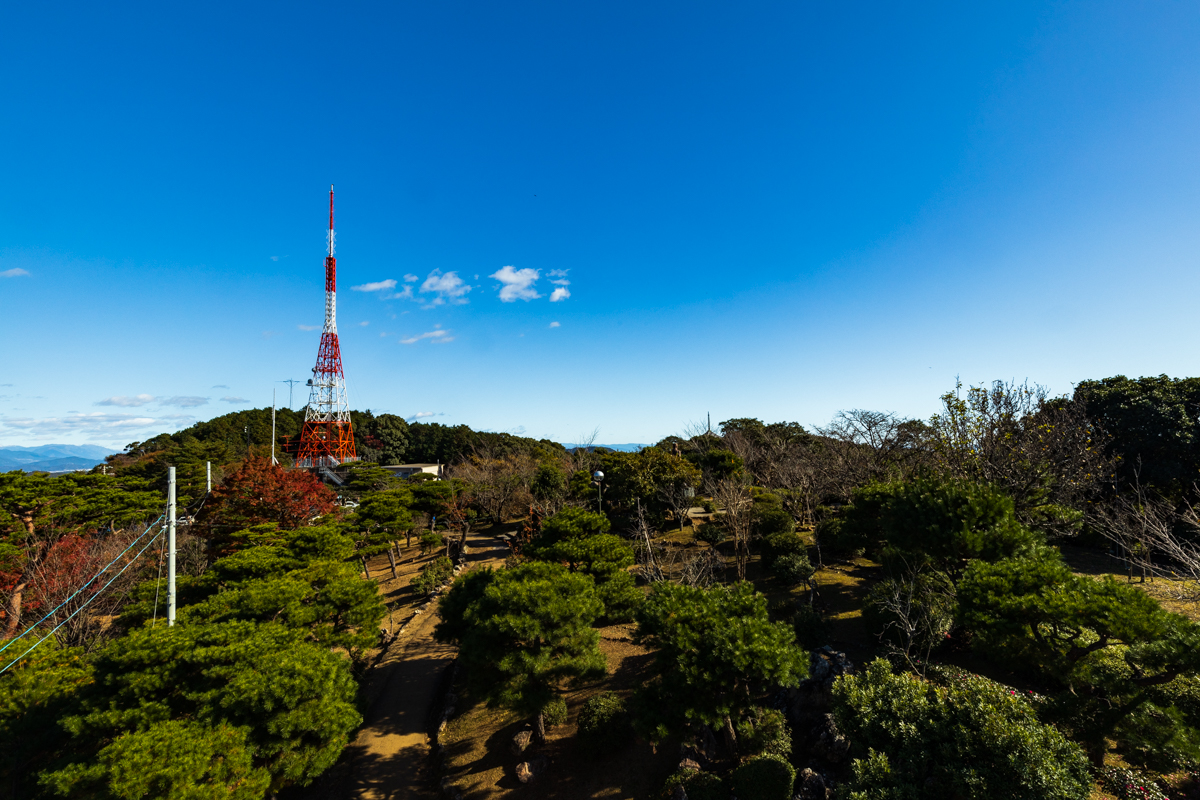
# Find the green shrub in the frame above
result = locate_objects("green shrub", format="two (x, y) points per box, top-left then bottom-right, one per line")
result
(1099, 767), (1170, 800)
(701, 499), (716, 513)
(793, 604), (831, 650)
(772, 552), (814, 587)
(834, 659), (1090, 800)
(661, 769), (725, 800)
(815, 517), (862, 558)
(735, 707), (791, 760)
(411, 556), (453, 596)
(577, 692), (631, 754)
(695, 519), (726, 545)
(753, 504), (794, 539)
(760, 530), (805, 566)
(730, 754), (795, 800)
(542, 696), (568, 728)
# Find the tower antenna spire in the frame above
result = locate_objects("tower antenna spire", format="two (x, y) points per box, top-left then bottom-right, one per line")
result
(297, 185), (357, 469)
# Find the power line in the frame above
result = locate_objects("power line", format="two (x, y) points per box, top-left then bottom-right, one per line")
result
(0, 512), (166, 656)
(0, 525), (167, 675)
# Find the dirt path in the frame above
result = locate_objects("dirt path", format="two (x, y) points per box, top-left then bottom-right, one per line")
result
(310, 532), (509, 800)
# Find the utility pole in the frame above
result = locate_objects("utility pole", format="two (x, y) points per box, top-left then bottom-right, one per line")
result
(206, 461), (211, 494)
(271, 388), (278, 465)
(244, 425), (250, 453)
(167, 466), (176, 627)
(278, 379), (302, 409)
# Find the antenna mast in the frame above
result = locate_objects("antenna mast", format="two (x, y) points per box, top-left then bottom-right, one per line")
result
(296, 185), (357, 468)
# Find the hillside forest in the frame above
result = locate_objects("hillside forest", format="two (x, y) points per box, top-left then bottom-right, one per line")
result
(6, 375), (1200, 799)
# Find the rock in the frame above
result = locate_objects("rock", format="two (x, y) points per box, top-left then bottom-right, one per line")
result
(515, 756), (547, 784)
(812, 714), (849, 764)
(670, 785), (689, 800)
(510, 729), (533, 755)
(678, 757), (701, 772)
(795, 767), (829, 800)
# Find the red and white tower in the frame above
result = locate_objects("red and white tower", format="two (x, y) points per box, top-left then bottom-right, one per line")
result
(297, 186), (357, 468)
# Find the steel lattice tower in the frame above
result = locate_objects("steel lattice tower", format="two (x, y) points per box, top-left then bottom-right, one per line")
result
(296, 186), (358, 468)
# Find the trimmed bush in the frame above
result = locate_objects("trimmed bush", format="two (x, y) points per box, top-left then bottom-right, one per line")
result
(695, 519), (727, 545)
(418, 530), (443, 556)
(661, 769), (726, 800)
(753, 504), (794, 539)
(772, 552), (814, 587)
(760, 530), (805, 566)
(577, 692), (631, 755)
(730, 754), (795, 800)
(542, 696), (568, 728)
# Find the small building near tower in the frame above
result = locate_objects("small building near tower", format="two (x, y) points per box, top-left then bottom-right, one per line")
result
(380, 463), (444, 480)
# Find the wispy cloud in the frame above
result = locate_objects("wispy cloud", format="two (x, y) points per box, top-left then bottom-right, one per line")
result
(547, 269), (571, 302)
(96, 394), (157, 407)
(420, 271), (472, 306)
(490, 266), (541, 302)
(1, 268), (30, 278)
(406, 411), (444, 422)
(220, 396), (248, 404)
(262, 330), (278, 339)
(0, 413), (163, 437)
(351, 279), (397, 293)
(359, 321), (369, 326)
(404, 274), (419, 283)
(386, 285), (413, 300)
(160, 396), (208, 408)
(400, 326), (454, 344)
(297, 324), (320, 331)
(549, 321), (561, 328)
(212, 385), (229, 389)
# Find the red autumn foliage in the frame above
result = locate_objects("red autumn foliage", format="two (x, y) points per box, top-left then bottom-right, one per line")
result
(200, 457), (337, 532)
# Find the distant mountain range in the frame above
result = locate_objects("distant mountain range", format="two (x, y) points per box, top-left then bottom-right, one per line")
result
(561, 443), (648, 453)
(0, 444), (117, 473)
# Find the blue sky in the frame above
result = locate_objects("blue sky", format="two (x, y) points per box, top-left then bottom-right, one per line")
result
(4, 1), (1200, 449)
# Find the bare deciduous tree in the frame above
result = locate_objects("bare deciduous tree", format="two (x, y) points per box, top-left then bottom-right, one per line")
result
(707, 477), (753, 580)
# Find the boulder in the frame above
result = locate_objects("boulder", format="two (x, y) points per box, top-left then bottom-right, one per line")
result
(510, 729), (532, 755)
(515, 756), (547, 784)
(795, 767), (829, 800)
(678, 757), (701, 773)
(812, 714), (849, 764)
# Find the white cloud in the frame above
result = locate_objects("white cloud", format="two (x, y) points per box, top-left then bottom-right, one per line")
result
(549, 321), (561, 328)
(160, 396), (208, 408)
(1, 268), (29, 278)
(212, 384), (229, 389)
(490, 266), (541, 302)
(270, 256), (280, 262)
(297, 324), (320, 331)
(220, 396), (248, 404)
(404, 274), (419, 282)
(359, 321), (369, 326)
(0, 413), (161, 437)
(420, 271), (472, 306)
(352, 279), (397, 293)
(96, 394), (157, 407)
(550, 286), (571, 302)
(549, 269), (569, 279)
(400, 327), (454, 344)
(385, 285), (413, 300)
(406, 411), (444, 421)
(262, 330), (278, 339)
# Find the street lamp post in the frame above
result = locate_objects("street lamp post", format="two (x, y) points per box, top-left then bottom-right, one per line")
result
(592, 470), (605, 514)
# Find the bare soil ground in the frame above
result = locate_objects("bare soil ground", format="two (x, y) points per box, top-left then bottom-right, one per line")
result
(290, 529), (511, 800)
(439, 624), (679, 800)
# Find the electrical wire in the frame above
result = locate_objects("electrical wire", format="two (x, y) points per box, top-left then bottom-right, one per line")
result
(0, 512), (166, 656)
(150, 530), (167, 628)
(0, 525), (167, 676)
